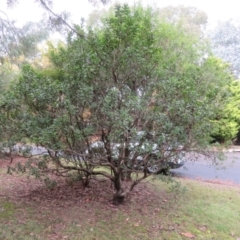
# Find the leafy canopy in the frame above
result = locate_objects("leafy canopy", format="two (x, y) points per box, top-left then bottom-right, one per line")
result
(0, 4), (233, 203)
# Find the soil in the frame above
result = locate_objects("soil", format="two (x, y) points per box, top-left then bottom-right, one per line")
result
(0, 157), (168, 219)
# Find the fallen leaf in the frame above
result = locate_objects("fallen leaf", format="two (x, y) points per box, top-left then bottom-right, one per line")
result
(181, 232), (195, 238)
(168, 226), (175, 231)
(134, 223), (139, 227)
(199, 225), (207, 231)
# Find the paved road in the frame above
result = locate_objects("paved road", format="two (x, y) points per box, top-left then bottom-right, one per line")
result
(11, 145), (240, 184)
(171, 152), (240, 184)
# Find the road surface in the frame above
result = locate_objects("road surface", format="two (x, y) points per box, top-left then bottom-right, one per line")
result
(171, 152), (240, 184)
(9, 145), (240, 184)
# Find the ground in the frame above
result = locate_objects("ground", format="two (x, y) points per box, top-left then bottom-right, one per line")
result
(0, 157), (174, 239)
(1, 157), (240, 240)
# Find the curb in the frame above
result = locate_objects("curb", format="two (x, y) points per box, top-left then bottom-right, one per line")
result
(224, 149), (240, 152)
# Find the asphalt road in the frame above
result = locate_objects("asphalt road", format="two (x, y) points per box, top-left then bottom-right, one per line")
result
(16, 145), (240, 184)
(171, 152), (240, 184)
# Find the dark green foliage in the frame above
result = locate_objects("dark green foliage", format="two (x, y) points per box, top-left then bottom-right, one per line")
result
(0, 4), (233, 203)
(211, 79), (240, 143)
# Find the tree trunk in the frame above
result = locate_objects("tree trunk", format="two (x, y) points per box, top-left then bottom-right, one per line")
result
(112, 172), (129, 205)
(113, 188), (129, 205)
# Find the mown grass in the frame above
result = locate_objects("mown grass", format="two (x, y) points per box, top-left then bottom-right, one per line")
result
(0, 175), (240, 239)
(0, 198), (47, 240)
(154, 179), (240, 239)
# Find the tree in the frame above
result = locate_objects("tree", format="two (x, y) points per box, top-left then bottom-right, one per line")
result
(209, 64), (239, 143)
(211, 80), (240, 144)
(0, 11), (50, 159)
(157, 5), (208, 37)
(0, 11), (49, 90)
(0, 11), (49, 65)
(6, 0), (110, 7)
(209, 19), (240, 78)
(0, 10), (49, 98)
(1, 4), (232, 204)
(86, 8), (109, 28)
(208, 19), (240, 142)
(6, 0), (110, 31)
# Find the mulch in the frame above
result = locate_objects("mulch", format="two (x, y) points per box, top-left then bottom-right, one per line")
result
(0, 157), (166, 210)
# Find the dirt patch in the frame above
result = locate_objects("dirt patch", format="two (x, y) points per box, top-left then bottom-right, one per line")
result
(0, 156), (27, 168)
(0, 157), (176, 239)
(0, 157), (171, 227)
(0, 158), (163, 205)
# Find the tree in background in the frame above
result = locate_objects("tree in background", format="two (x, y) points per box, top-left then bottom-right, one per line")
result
(212, 80), (240, 144)
(6, 0), (110, 32)
(0, 11), (49, 66)
(209, 19), (240, 78)
(157, 5), (208, 37)
(0, 10), (49, 92)
(209, 60), (239, 143)
(208, 19), (240, 143)
(231, 80), (240, 144)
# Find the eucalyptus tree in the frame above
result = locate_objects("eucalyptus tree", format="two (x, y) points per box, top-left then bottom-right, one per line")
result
(209, 19), (240, 78)
(0, 10), (49, 92)
(6, 0), (110, 7)
(157, 5), (208, 37)
(1, 4), (232, 203)
(0, 11), (48, 66)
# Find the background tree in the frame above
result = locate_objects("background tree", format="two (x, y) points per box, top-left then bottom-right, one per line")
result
(6, 0), (110, 32)
(1, 4), (232, 203)
(86, 8), (109, 28)
(6, 0), (110, 7)
(0, 11), (49, 66)
(209, 64), (239, 143)
(211, 80), (240, 144)
(0, 11), (49, 93)
(231, 80), (240, 144)
(209, 19), (240, 78)
(157, 5), (208, 37)
(207, 19), (240, 142)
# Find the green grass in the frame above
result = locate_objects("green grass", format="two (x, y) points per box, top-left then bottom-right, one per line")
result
(61, 179), (240, 240)
(0, 201), (15, 220)
(0, 199), (47, 240)
(153, 179), (240, 239)
(178, 180), (240, 239)
(0, 174), (240, 239)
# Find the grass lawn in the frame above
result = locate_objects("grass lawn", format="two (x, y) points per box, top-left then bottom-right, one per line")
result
(0, 160), (240, 239)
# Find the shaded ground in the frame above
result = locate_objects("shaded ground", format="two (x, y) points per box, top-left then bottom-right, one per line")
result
(0, 157), (177, 240)
(1, 157), (240, 240)
(0, 157), (167, 207)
